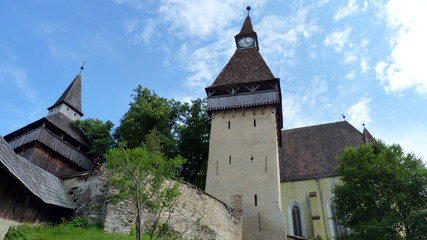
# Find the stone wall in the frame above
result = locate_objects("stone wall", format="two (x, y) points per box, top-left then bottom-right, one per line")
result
(63, 171), (110, 225)
(64, 171), (242, 239)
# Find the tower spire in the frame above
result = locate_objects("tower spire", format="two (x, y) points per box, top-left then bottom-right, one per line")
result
(47, 67), (84, 119)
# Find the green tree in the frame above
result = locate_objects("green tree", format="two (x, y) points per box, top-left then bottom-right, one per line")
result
(114, 85), (181, 155)
(176, 98), (210, 189)
(105, 130), (185, 240)
(333, 141), (427, 240)
(72, 118), (114, 169)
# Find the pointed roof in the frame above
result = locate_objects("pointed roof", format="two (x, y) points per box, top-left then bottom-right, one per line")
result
(208, 48), (275, 88)
(362, 128), (375, 144)
(48, 73), (83, 116)
(207, 14), (275, 89)
(236, 16), (255, 36)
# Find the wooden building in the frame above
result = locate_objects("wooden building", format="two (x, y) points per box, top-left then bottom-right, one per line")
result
(4, 72), (92, 177)
(0, 135), (75, 225)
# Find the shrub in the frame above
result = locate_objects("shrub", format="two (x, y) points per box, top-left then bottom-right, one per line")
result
(4, 224), (34, 240)
(70, 217), (89, 229)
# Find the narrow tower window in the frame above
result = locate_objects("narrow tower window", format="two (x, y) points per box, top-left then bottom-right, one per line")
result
(254, 119), (256, 127)
(265, 157), (268, 172)
(254, 194), (258, 206)
(228, 121), (230, 129)
(229, 155), (232, 165)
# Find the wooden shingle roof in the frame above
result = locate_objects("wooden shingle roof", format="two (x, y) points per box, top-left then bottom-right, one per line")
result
(45, 112), (90, 147)
(48, 73), (83, 116)
(207, 48), (275, 89)
(279, 121), (372, 181)
(236, 15), (255, 36)
(0, 135), (76, 209)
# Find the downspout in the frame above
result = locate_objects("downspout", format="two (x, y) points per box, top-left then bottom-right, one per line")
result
(316, 176), (329, 238)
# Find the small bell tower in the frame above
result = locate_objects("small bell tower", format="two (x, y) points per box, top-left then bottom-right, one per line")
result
(47, 64), (84, 121)
(205, 7), (286, 239)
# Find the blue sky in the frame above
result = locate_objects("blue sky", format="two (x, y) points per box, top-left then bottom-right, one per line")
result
(1, 0), (426, 162)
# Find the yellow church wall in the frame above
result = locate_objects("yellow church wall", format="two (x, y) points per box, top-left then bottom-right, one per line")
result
(281, 176), (339, 239)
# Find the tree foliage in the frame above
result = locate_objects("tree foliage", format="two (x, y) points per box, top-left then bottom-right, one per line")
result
(105, 130), (185, 240)
(114, 85), (180, 156)
(176, 98), (210, 189)
(72, 118), (114, 169)
(333, 141), (427, 240)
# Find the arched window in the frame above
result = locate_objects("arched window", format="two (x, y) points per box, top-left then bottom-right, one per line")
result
(292, 205), (303, 236)
(330, 201), (345, 237)
(326, 196), (346, 239)
(288, 200), (306, 237)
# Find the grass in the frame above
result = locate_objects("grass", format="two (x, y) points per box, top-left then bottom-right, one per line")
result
(4, 218), (153, 240)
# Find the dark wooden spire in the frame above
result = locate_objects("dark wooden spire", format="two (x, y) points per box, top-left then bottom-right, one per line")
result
(47, 73), (83, 116)
(236, 16), (255, 36)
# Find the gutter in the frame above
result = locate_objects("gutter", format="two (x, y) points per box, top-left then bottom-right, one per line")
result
(315, 176), (329, 238)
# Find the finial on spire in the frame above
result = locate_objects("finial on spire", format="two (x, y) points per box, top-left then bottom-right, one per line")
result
(341, 114), (346, 121)
(80, 62), (85, 73)
(363, 123), (365, 129)
(246, 6), (251, 16)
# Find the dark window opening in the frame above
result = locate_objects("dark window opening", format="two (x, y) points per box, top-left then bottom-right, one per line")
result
(228, 121), (230, 129)
(254, 194), (258, 206)
(254, 119), (256, 127)
(292, 205), (303, 236)
(229, 155), (231, 165)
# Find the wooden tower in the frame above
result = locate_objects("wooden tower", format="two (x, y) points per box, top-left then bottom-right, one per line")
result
(4, 71), (92, 177)
(205, 11), (286, 239)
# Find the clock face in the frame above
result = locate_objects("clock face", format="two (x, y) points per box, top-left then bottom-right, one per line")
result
(238, 36), (255, 48)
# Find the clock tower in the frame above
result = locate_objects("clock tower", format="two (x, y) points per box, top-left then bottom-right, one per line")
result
(205, 9), (286, 239)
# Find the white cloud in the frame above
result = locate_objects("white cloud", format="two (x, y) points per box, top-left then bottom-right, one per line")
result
(0, 66), (36, 104)
(344, 51), (358, 63)
(158, 0), (255, 39)
(258, 8), (319, 70)
(114, 0), (144, 9)
(375, 0), (427, 94)
(348, 97), (371, 127)
(176, 32), (235, 89)
(324, 27), (352, 52)
(48, 45), (79, 60)
(283, 76), (329, 128)
(334, 0), (359, 21)
(345, 71), (355, 80)
(360, 58), (368, 73)
(124, 18), (159, 44)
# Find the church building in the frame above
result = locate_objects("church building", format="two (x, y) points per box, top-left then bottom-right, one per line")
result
(4, 70), (93, 177)
(205, 9), (375, 240)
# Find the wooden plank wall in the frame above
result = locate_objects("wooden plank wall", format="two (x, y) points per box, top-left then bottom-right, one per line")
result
(17, 143), (82, 177)
(0, 166), (72, 223)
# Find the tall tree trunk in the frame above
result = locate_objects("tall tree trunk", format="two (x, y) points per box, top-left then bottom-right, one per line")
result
(136, 200), (142, 240)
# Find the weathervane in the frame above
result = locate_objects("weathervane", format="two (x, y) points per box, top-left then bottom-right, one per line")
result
(80, 62), (85, 73)
(247, 6), (251, 16)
